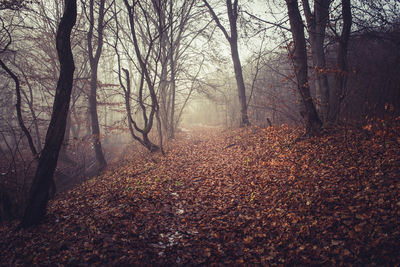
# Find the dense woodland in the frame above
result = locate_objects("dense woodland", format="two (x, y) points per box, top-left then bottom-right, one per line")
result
(0, 0), (399, 265)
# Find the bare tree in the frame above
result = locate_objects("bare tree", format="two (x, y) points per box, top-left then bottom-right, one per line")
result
(202, 0), (250, 127)
(0, 2), (42, 158)
(0, 60), (38, 158)
(19, 0), (76, 228)
(83, 0), (110, 169)
(301, 0), (332, 123)
(329, 0), (352, 122)
(119, 0), (161, 152)
(12, 63), (43, 151)
(285, 0), (322, 135)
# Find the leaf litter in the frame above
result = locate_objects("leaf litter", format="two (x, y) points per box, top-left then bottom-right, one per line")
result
(1, 120), (399, 266)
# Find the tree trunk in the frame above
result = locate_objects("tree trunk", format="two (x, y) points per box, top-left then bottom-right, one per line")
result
(286, 0), (322, 136)
(89, 66), (106, 169)
(330, 0), (352, 122)
(18, 0), (76, 228)
(17, 65), (43, 151)
(0, 60), (38, 159)
(59, 111), (75, 164)
(169, 50), (176, 138)
(159, 47), (169, 137)
(168, 8), (175, 138)
(87, 0), (107, 170)
(70, 106), (80, 138)
(230, 39), (250, 127)
(203, 0), (250, 127)
(302, 0), (331, 123)
(121, 68), (135, 142)
(122, 0), (160, 152)
(227, 0), (250, 127)
(168, 0), (177, 139)
(121, 67), (159, 152)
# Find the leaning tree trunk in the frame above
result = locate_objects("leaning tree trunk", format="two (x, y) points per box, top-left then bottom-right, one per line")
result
(18, 0), (77, 228)
(203, 0), (250, 127)
(286, 0), (322, 136)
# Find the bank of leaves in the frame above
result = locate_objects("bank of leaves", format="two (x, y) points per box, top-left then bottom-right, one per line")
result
(1, 119), (399, 266)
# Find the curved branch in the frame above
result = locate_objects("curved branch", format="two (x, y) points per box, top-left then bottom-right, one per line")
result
(0, 59), (38, 159)
(202, 0), (231, 41)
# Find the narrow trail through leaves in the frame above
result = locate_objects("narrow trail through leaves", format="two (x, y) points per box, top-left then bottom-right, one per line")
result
(1, 124), (399, 265)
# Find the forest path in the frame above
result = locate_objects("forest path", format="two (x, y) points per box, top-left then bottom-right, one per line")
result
(1, 124), (399, 266)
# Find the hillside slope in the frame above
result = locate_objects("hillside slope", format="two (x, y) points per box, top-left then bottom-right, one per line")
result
(1, 122), (399, 266)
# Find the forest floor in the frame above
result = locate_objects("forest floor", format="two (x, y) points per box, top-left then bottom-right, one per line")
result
(1, 119), (400, 266)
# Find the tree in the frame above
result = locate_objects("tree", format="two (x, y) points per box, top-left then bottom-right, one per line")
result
(162, 0), (202, 139)
(285, 0), (322, 135)
(19, 0), (77, 228)
(83, 0), (109, 170)
(301, 0), (332, 123)
(0, 60), (38, 159)
(119, 0), (162, 152)
(202, 0), (250, 127)
(0, 2), (39, 158)
(329, 0), (352, 122)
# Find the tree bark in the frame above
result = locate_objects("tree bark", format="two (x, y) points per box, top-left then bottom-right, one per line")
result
(87, 0), (107, 170)
(122, 0), (160, 152)
(89, 66), (107, 169)
(227, 0), (250, 127)
(121, 68), (135, 143)
(301, 0), (331, 123)
(59, 111), (74, 163)
(286, 0), (322, 135)
(330, 0), (352, 122)
(203, 0), (250, 127)
(18, 0), (76, 228)
(169, 3), (176, 138)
